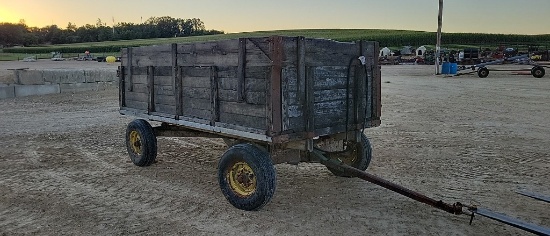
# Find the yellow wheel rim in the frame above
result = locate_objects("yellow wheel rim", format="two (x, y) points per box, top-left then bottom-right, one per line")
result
(129, 130), (142, 155)
(227, 162), (256, 197)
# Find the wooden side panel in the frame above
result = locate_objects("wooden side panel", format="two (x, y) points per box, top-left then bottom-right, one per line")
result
(217, 66), (269, 130)
(180, 67), (212, 120)
(121, 36), (380, 139)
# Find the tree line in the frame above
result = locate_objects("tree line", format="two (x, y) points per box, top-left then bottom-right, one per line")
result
(0, 16), (224, 47)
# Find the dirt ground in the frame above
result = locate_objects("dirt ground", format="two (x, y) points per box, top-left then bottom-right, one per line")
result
(0, 63), (549, 235)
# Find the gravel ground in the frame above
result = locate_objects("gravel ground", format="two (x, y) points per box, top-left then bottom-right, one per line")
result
(0, 64), (548, 235)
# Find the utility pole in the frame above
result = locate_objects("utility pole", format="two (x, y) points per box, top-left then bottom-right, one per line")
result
(435, 0), (443, 74)
(112, 17), (115, 35)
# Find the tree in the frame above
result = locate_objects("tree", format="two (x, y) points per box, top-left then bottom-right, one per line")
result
(67, 22), (77, 32)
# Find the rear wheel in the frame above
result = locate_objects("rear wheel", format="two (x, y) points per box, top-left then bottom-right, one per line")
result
(477, 67), (489, 78)
(323, 133), (373, 177)
(218, 143), (276, 211)
(125, 119), (157, 166)
(531, 66), (545, 78)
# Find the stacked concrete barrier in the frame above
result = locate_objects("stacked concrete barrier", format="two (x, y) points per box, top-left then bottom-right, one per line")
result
(0, 69), (117, 99)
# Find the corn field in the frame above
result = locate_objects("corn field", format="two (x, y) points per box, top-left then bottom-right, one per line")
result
(3, 29), (550, 55)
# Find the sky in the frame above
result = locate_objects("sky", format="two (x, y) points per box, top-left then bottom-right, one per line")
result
(1, 0), (549, 35)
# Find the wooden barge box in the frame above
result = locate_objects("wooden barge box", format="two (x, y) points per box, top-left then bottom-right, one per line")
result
(119, 35), (381, 210)
(119, 36), (381, 144)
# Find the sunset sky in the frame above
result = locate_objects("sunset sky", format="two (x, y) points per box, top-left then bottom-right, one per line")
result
(1, 0), (549, 35)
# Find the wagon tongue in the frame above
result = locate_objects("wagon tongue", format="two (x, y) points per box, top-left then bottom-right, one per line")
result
(311, 149), (550, 236)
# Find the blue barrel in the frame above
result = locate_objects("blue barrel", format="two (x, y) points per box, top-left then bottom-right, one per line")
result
(450, 63), (458, 74)
(441, 62), (451, 74)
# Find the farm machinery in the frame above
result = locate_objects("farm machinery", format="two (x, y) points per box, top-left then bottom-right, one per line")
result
(458, 54), (547, 78)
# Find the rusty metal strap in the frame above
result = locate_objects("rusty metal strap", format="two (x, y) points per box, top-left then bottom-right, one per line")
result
(517, 190), (550, 203)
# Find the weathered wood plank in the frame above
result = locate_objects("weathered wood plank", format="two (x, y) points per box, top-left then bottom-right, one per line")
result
(130, 66), (172, 76)
(126, 91), (148, 102)
(218, 90), (266, 105)
(130, 44), (172, 66)
(155, 94), (176, 106)
(182, 87), (211, 99)
(181, 76), (210, 88)
(287, 99), (356, 118)
(219, 101), (266, 118)
(218, 77), (266, 92)
(177, 52), (271, 67)
(181, 67), (212, 77)
(219, 113), (266, 130)
(155, 103), (176, 115)
(178, 39), (239, 54)
(156, 85), (174, 96)
(183, 107), (211, 120)
(129, 83), (147, 93)
(182, 97), (212, 111)
(125, 99), (148, 110)
(287, 88), (365, 106)
(282, 37), (363, 67)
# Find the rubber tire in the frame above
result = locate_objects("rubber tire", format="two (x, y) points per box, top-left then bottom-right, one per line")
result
(477, 67), (489, 78)
(327, 133), (373, 177)
(531, 66), (545, 78)
(218, 143), (276, 211)
(125, 119), (157, 166)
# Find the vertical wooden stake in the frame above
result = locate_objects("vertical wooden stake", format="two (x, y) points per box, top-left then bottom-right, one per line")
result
(147, 66), (155, 114)
(237, 38), (247, 102)
(128, 47), (133, 92)
(210, 66), (219, 126)
(118, 65), (126, 108)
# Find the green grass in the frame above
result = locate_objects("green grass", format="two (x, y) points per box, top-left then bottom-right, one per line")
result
(0, 52), (52, 61)
(0, 52), (120, 61)
(2, 29), (550, 60)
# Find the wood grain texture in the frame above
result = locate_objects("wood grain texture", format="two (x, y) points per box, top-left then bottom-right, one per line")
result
(121, 36), (381, 140)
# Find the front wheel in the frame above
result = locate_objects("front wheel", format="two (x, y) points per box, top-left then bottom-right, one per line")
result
(218, 143), (276, 211)
(532, 66), (545, 78)
(477, 67), (489, 78)
(125, 119), (157, 166)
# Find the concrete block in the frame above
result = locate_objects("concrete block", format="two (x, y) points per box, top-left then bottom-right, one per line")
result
(42, 70), (62, 84)
(14, 70), (45, 85)
(60, 83), (100, 93)
(14, 84), (60, 97)
(85, 70), (117, 83)
(97, 82), (116, 90)
(43, 69), (86, 84)
(0, 86), (15, 99)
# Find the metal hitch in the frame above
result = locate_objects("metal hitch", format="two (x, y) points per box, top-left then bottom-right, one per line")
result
(311, 149), (550, 235)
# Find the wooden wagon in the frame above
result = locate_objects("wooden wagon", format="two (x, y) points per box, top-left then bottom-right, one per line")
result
(119, 36), (381, 210)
